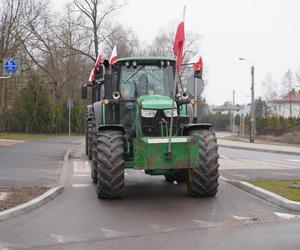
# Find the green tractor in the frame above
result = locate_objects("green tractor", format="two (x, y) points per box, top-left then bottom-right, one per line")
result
(82, 57), (219, 199)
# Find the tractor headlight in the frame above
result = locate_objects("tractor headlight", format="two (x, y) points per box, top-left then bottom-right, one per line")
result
(141, 109), (157, 118)
(164, 109), (178, 117)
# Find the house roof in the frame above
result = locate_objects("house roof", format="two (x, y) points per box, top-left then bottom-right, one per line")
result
(273, 89), (300, 103)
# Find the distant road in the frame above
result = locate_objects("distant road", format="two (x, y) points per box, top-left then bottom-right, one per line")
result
(219, 147), (300, 168)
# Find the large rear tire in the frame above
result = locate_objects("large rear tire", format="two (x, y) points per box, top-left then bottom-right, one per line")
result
(186, 130), (219, 197)
(96, 130), (125, 199)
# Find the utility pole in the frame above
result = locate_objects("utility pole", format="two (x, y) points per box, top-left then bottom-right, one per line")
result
(232, 90), (235, 133)
(68, 99), (71, 136)
(239, 57), (255, 143)
(250, 65), (255, 143)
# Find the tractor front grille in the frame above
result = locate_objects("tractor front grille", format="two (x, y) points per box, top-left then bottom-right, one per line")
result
(141, 110), (177, 137)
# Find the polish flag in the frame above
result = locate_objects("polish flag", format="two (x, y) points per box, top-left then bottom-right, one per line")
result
(193, 56), (203, 72)
(94, 54), (102, 71)
(109, 45), (118, 64)
(173, 21), (185, 72)
(88, 68), (94, 82)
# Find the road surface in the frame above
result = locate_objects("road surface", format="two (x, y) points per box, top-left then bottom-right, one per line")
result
(0, 143), (300, 249)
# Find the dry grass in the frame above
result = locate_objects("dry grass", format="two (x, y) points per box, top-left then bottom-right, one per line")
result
(257, 131), (300, 145)
(0, 187), (49, 211)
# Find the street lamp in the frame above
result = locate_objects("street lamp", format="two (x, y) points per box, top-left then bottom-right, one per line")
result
(239, 57), (255, 143)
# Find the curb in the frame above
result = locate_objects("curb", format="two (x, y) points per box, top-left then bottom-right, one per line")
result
(218, 144), (300, 156)
(221, 177), (300, 212)
(0, 187), (63, 221)
(0, 149), (72, 222)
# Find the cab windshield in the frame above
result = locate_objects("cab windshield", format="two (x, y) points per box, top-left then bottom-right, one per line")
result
(120, 65), (174, 99)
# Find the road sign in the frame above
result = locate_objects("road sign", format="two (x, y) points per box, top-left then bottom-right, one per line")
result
(3, 58), (19, 75)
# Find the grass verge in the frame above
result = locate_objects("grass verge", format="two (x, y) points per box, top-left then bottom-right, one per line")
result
(249, 179), (300, 202)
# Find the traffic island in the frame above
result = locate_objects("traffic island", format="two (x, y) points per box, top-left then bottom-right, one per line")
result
(221, 177), (300, 212)
(0, 187), (63, 221)
(0, 187), (50, 212)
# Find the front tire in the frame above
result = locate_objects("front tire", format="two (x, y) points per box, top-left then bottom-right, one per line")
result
(87, 120), (93, 160)
(96, 130), (125, 199)
(91, 119), (98, 184)
(186, 130), (219, 197)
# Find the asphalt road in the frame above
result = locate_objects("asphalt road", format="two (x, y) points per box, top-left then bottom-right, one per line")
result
(219, 147), (300, 181)
(0, 146), (300, 249)
(0, 136), (81, 186)
(219, 147), (300, 167)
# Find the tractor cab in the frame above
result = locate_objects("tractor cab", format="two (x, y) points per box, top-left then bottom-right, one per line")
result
(111, 58), (184, 138)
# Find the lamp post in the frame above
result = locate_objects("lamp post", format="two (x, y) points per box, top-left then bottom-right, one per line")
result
(239, 58), (255, 143)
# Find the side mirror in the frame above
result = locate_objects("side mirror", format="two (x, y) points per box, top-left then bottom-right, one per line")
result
(81, 86), (87, 99)
(186, 76), (204, 97)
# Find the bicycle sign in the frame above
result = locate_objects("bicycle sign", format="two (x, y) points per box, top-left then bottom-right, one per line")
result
(3, 58), (19, 75)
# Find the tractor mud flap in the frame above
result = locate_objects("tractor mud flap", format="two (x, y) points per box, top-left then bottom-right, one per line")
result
(133, 136), (199, 170)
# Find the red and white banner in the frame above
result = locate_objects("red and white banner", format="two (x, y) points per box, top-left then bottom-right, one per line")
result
(193, 56), (203, 72)
(109, 45), (118, 64)
(94, 54), (102, 71)
(173, 21), (185, 72)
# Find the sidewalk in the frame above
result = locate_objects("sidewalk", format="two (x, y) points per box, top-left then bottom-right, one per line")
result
(216, 133), (300, 156)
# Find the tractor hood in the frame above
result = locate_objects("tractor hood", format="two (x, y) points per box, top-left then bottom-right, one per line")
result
(137, 95), (176, 109)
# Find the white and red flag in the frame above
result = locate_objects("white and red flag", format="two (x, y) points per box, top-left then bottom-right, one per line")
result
(94, 54), (102, 71)
(193, 56), (203, 72)
(173, 20), (185, 72)
(109, 45), (118, 64)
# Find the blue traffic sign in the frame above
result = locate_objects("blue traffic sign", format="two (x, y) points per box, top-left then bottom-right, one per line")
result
(3, 58), (17, 74)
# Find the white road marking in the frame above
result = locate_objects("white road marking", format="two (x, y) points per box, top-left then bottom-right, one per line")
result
(73, 174), (90, 177)
(72, 184), (92, 188)
(274, 212), (300, 220)
(100, 228), (127, 238)
(219, 154), (230, 160)
(220, 176), (229, 182)
(73, 161), (91, 174)
(285, 159), (300, 163)
(192, 219), (220, 228)
(233, 215), (257, 222)
(0, 192), (8, 201)
(50, 234), (86, 244)
(50, 234), (65, 243)
(149, 224), (176, 232)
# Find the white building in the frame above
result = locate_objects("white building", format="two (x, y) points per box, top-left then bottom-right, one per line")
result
(270, 89), (300, 118)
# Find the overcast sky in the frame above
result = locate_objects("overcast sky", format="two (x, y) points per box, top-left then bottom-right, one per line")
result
(53, 0), (300, 105)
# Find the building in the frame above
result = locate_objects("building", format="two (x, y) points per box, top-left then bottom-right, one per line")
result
(270, 89), (300, 118)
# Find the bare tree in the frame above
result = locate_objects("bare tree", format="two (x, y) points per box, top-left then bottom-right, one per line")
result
(64, 0), (126, 62)
(101, 24), (140, 58)
(261, 73), (279, 102)
(280, 69), (294, 95)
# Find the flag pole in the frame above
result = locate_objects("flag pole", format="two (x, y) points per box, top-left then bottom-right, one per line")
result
(166, 6), (186, 160)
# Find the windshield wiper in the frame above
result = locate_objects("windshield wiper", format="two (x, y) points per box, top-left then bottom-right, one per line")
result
(125, 66), (145, 82)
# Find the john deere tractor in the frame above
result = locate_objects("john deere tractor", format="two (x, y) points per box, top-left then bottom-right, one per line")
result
(82, 57), (219, 199)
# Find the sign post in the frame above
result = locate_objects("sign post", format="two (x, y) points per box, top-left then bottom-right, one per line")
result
(67, 98), (73, 136)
